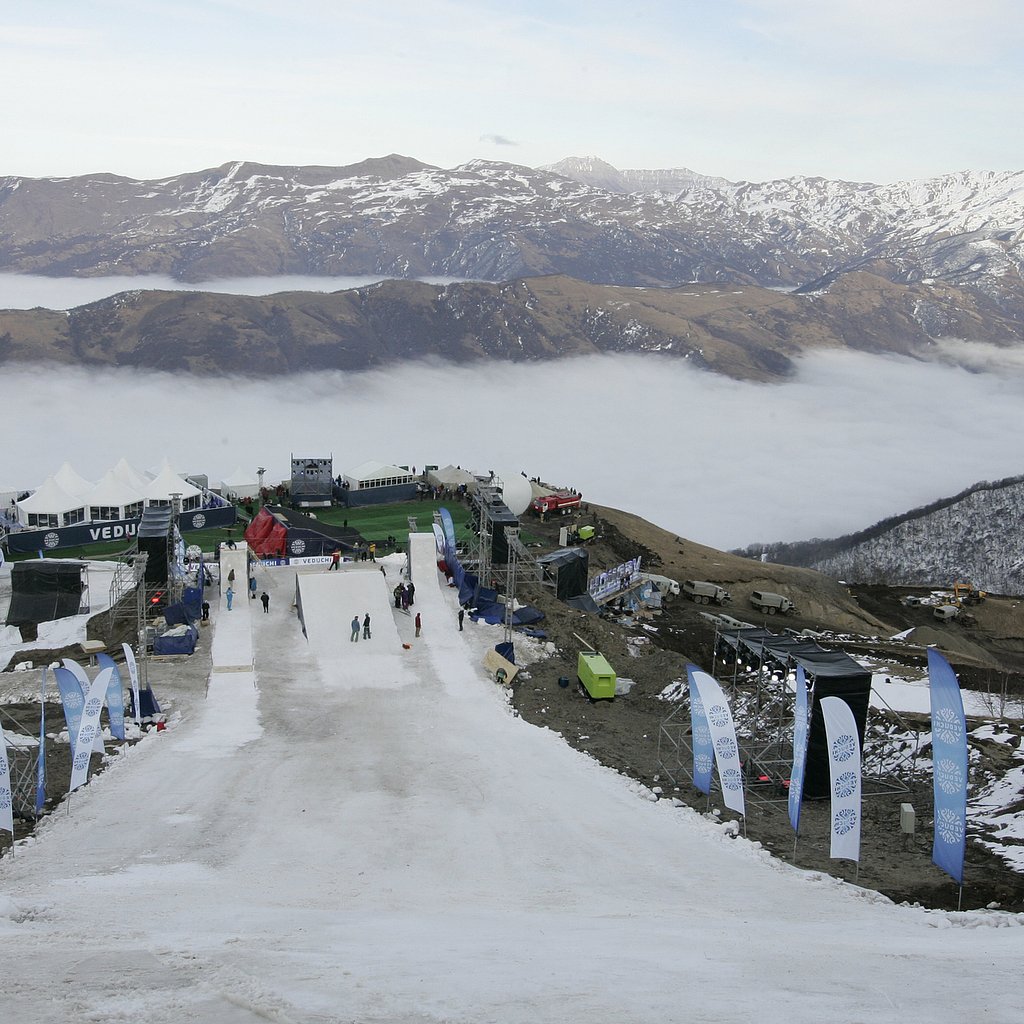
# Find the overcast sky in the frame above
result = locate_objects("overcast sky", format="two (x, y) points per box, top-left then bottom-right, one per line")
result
(2, 0), (1022, 184)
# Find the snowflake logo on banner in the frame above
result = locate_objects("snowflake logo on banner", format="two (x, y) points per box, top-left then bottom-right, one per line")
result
(63, 691), (83, 709)
(835, 770), (858, 799)
(936, 807), (965, 845)
(44, 531), (60, 548)
(708, 704), (730, 728)
(936, 758), (965, 796)
(933, 707), (964, 745)
(834, 807), (858, 835)
(690, 695), (705, 718)
(85, 698), (102, 715)
(722, 767), (743, 791)
(0, 756), (7, 774)
(694, 723), (711, 746)
(73, 751), (91, 773)
(832, 733), (856, 763)
(715, 735), (737, 759)
(0, 788), (11, 810)
(79, 726), (94, 746)
(695, 754), (713, 775)
(291, 539), (306, 554)
(191, 513), (206, 529)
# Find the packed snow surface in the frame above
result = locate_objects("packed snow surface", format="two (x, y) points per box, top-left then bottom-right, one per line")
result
(1, 536), (1022, 1023)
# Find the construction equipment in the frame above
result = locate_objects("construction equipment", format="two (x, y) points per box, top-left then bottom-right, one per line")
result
(952, 582), (987, 606)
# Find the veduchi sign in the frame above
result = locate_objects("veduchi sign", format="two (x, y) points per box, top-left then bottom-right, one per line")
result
(5, 505), (236, 554)
(589, 556), (641, 601)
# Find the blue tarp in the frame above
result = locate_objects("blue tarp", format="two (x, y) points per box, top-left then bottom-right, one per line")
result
(153, 625), (198, 655)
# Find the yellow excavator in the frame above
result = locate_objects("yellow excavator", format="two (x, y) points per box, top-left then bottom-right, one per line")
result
(952, 581), (986, 606)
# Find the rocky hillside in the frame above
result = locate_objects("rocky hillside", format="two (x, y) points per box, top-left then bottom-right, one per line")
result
(734, 475), (1024, 594)
(1, 270), (1020, 380)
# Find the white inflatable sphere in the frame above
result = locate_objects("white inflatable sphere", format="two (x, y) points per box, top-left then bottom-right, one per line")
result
(499, 472), (533, 516)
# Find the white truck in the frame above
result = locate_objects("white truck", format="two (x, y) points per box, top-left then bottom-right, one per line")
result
(639, 572), (681, 597)
(683, 580), (732, 605)
(750, 590), (796, 616)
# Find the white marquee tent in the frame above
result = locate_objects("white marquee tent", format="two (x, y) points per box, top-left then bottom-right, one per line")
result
(221, 467), (260, 501)
(144, 460), (203, 510)
(343, 460), (414, 491)
(84, 470), (146, 522)
(16, 477), (85, 528)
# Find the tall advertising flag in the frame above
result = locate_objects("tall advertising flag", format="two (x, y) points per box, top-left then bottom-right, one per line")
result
(69, 668), (112, 793)
(686, 665), (714, 795)
(61, 659), (105, 753)
(53, 667), (86, 758)
(294, 574), (308, 639)
(96, 653), (126, 741)
(690, 668), (745, 817)
(788, 665), (810, 834)
(0, 723), (14, 837)
(36, 666), (47, 813)
(821, 695), (862, 862)
(927, 648), (968, 884)
(121, 642), (141, 725)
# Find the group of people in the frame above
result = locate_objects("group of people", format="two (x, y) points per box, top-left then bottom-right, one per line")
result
(392, 581), (415, 610)
(350, 613), (371, 641)
(222, 566), (269, 612)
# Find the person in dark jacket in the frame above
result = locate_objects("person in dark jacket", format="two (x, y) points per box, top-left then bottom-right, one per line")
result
(261, 591), (270, 613)
(363, 613), (371, 639)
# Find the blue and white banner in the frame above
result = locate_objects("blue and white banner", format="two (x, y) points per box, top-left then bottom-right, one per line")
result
(0, 724), (13, 836)
(821, 695), (861, 862)
(439, 507), (458, 567)
(294, 574), (308, 639)
(788, 665), (810, 834)
(36, 667), (47, 813)
(70, 668), (112, 793)
(121, 643), (141, 725)
(686, 664), (714, 795)
(95, 653), (126, 741)
(690, 668), (745, 817)
(927, 648), (968, 884)
(53, 667), (87, 758)
(62, 660), (105, 753)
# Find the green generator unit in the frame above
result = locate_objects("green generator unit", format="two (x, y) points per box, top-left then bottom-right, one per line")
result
(577, 525), (595, 542)
(577, 651), (617, 700)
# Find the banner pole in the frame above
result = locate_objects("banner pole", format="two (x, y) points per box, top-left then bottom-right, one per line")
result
(957, 884), (963, 912)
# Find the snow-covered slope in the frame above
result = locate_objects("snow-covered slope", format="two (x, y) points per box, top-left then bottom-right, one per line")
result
(1, 538), (1022, 1022)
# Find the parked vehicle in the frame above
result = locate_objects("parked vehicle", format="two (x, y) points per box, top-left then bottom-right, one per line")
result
(530, 492), (582, 516)
(577, 650), (617, 700)
(750, 590), (796, 615)
(934, 604), (960, 621)
(682, 580), (732, 605)
(639, 572), (681, 596)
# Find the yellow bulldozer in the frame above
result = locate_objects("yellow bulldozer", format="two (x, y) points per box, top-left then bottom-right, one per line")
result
(952, 581), (987, 606)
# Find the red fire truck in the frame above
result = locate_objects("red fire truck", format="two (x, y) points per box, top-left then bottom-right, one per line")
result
(530, 492), (582, 516)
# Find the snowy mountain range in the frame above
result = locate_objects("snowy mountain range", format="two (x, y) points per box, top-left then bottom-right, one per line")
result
(733, 475), (1024, 594)
(1, 154), (1023, 378)
(1, 155), (1022, 311)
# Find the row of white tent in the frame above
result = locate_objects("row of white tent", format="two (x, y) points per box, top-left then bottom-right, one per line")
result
(7, 459), (228, 530)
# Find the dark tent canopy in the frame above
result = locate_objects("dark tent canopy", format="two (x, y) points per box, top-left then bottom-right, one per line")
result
(537, 548), (589, 601)
(720, 627), (872, 800)
(6, 560), (86, 626)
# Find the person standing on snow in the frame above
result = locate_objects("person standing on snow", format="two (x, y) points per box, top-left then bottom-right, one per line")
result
(350, 615), (360, 642)
(330, 549), (341, 571)
(261, 591), (270, 613)
(226, 585), (235, 611)
(415, 611), (422, 638)
(363, 613), (371, 639)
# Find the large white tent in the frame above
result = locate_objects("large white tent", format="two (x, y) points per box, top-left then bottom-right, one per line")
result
(343, 460), (414, 491)
(16, 477), (85, 528)
(144, 460), (203, 510)
(221, 466), (260, 500)
(51, 461), (94, 502)
(111, 456), (150, 493)
(84, 470), (145, 522)
(426, 464), (477, 490)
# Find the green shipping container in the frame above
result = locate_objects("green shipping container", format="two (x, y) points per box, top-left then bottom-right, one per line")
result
(577, 651), (616, 700)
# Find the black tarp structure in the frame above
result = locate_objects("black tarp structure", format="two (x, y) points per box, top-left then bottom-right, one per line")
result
(536, 548), (589, 601)
(138, 506), (173, 585)
(719, 628), (872, 800)
(5, 560), (86, 626)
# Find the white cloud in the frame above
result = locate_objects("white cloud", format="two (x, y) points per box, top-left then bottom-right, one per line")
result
(4, 350), (1022, 550)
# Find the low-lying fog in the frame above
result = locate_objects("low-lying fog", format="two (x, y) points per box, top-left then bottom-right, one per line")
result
(6, 347), (1022, 550)
(0, 273), (467, 309)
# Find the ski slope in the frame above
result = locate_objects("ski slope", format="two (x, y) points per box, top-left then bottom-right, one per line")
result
(1, 535), (1021, 1023)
